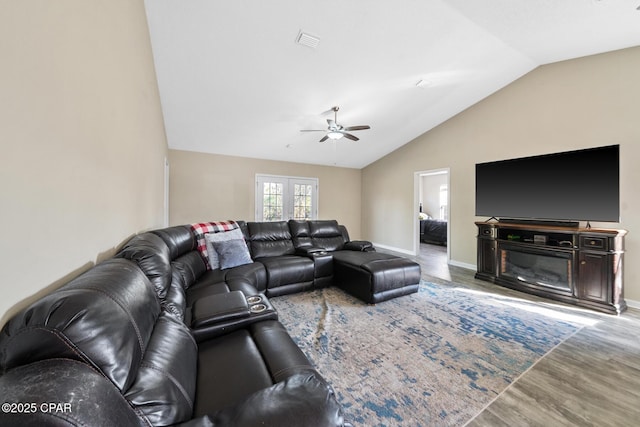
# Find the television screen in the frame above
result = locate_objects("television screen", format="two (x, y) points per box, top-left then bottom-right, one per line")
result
(475, 145), (620, 222)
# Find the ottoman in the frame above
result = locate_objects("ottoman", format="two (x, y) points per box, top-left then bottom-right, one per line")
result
(332, 251), (421, 303)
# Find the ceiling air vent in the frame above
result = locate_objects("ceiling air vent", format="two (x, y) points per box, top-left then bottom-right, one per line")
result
(296, 31), (320, 49)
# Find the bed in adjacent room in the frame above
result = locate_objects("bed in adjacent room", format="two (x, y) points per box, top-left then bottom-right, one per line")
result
(419, 218), (447, 246)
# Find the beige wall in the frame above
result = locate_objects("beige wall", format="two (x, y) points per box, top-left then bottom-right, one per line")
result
(362, 47), (640, 302)
(169, 150), (362, 239)
(0, 1), (168, 325)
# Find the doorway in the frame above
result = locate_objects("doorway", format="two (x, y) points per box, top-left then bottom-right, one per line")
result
(414, 169), (451, 280)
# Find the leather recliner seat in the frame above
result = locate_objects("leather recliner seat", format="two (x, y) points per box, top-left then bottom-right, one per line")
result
(246, 221), (315, 297)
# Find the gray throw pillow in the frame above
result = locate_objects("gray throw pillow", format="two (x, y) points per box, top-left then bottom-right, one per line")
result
(204, 228), (245, 270)
(211, 238), (252, 270)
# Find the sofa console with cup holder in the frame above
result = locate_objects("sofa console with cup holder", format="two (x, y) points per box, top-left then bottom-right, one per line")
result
(0, 219), (420, 426)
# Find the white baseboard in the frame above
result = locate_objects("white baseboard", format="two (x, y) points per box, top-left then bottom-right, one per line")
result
(449, 259), (476, 270)
(373, 243), (477, 271)
(372, 242), (416, 256)
(626, 298), (640, 310)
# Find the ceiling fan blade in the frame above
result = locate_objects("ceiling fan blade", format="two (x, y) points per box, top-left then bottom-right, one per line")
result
(343, 133), (359, 141)
(300, 129), (326, 132)
(344, 125), (370, 131)
(319, 135), (329, 142)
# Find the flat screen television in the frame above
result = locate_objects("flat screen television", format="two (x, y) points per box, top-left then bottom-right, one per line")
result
(475, 145), (620, 223)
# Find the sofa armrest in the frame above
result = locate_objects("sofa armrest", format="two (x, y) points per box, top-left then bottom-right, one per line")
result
(191, 291), (250, 329)
(0, 359), (147, 427)
(178, 373), (346, 427)
(295, 245), (328, 257)
(344, 240), (374, 252)
(191, 293), (278, 343)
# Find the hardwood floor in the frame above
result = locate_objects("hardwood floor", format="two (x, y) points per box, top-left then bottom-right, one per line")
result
(413, 243), (640, 427)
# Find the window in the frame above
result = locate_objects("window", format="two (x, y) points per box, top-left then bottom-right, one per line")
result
(256, 175), (318, 221)
(262, 180), (284, 221)
(292, 181), (314, 220)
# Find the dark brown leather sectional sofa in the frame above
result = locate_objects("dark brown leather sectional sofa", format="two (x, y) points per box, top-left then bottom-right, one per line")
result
(0, 220), (420, 426)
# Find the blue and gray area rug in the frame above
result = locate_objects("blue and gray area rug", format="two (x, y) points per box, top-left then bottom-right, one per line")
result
(271, 281), (585, 426)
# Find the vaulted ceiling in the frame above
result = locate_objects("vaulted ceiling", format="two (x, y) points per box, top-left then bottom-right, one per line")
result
(144, 0), (640, 169)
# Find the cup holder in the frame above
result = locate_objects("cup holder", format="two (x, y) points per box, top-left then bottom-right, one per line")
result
(246, 296), (262, 304)
(250, 303), (267, 314)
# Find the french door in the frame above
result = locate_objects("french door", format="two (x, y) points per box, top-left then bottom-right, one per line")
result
(255, 174), (318, 221)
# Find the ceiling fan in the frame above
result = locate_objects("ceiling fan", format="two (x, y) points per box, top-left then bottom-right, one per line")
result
(300, 106), (370, 142)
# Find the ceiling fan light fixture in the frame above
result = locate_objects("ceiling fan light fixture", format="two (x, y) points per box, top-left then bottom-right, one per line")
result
(300, 106), (370, 143)
(327, 131), (344, 140)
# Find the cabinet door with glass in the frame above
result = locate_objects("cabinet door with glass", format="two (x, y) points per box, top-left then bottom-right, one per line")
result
(256, 175), (318, 222)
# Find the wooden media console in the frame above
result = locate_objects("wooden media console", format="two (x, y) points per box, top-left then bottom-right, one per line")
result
(475, 221), (626, 314)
